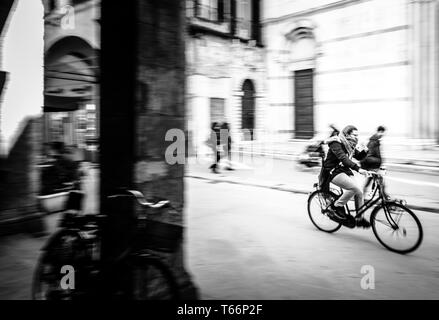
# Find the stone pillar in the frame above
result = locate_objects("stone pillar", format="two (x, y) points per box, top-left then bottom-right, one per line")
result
(409, 0), (439, 140)
(100, 0), (198, 299)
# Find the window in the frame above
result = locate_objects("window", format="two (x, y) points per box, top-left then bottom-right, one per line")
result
(241, 79), (255, 140)
(210, 98), (225, 123)
(71, 0), (89, 5)
(48, 0), (57, 12)
(235, 0), (260, 42)
(197, 0), (219, 21)
(236, 0), (251, 38)
(195, 0), (230, 23)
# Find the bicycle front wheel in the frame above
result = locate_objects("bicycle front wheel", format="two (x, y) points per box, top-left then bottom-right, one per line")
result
(307, 190), (342, 233)
(32, 234), (80, 300)
(129, 255), (180, 300)
(371, 202), (423, 254)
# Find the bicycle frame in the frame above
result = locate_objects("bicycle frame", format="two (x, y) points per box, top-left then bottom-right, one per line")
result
(310, 171), (422, 253)
(339, 173), (400, 229)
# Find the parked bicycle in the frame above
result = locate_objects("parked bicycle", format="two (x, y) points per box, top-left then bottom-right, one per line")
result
(307, 169), (423, 254)
(32, 189), (181, 300)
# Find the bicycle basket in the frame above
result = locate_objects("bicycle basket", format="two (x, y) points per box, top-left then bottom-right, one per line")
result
(135, 219), (183, 253)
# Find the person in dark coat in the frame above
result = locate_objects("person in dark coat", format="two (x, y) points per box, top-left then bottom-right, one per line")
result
(361, 126), (388, 198)
(207, 122), (221, 173)
(220, 122), (233, 170)
(320, 125), (370, 228)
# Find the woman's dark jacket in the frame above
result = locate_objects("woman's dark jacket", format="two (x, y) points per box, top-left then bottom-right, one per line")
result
(360, 134), (382, 170)
(319, 141), (367, 192)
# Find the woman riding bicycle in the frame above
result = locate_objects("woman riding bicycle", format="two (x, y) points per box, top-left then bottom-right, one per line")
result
(319, 125), (371, 228)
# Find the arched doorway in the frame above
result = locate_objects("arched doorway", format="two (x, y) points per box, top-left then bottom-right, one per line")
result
(294, 68), (314, 139)
(285, 23), (316, 139)
(241, 79), (255, 140)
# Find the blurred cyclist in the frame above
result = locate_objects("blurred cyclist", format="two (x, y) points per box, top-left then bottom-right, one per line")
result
(320, 125), (371, 228)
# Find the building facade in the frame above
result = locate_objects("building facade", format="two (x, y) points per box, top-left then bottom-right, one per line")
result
(263, 0), (439, 144)
(186, 0), (266, 156)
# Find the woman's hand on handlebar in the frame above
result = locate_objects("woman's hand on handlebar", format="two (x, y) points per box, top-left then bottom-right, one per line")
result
(359, 169), (371, 176)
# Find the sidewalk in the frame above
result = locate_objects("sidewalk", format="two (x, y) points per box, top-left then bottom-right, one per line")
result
(232, 140), (439, 174)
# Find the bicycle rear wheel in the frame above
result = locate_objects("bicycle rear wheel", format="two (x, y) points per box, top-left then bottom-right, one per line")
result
(307, 190), (341, 233)
(32, 229), (94, 300)
(371, 202), (423, 254)
(129, 254), (180, 300)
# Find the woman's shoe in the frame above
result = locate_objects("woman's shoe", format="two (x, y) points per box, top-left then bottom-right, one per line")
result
(330, 204), (348, 220)
(355, 217), (371, 229)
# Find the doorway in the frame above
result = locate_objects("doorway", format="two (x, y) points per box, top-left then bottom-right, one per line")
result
(294, 69), (314, 139)
(241, 79), (255, 140)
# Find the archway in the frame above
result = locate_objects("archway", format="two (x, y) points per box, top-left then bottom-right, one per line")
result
(43, 35), (99, 160)
(44, 36), (98, 111)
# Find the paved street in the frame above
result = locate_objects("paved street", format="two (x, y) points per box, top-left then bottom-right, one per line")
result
(186, 178), (439, 299)
(0, 160), (438, 299)
(0, 215), (58, 300)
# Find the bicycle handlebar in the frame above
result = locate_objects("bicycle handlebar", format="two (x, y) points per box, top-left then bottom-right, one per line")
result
(365, 168), (386, 177)
(108, 189), (170, 209)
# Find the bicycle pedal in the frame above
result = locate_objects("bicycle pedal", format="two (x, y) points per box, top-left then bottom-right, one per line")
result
(341, 216), (356, 228)
(327, 212), (346, 225)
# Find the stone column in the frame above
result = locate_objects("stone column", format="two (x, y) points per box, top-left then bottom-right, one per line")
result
(136, 0), (198, 299)
(409, 0), (439, 140)
(100, 0), (198, 299)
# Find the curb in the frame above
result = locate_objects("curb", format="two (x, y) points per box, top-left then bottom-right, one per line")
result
(186, 175), (439, 214)
(0, 211), (49, 238)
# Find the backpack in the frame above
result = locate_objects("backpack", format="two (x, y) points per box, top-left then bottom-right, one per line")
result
(318, 166), (332, 193)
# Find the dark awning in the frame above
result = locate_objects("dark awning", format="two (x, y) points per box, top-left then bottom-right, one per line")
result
(43, 94), (91, 112)
(0, 71), (6, 99)
(0, 0), (15, 36)
(44, 49), (97, 112)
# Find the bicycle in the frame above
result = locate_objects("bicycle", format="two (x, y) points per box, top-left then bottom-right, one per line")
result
(32, 189), (181, 300)
(307, 169), (423, 254)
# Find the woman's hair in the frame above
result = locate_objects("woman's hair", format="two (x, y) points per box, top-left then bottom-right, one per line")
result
(342, 125), (358, 136)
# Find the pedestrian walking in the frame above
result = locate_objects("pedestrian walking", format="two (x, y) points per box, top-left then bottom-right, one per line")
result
(360, 125), (389, 199)
(206, 122), (221, 174)
(220, 122), (234, 170)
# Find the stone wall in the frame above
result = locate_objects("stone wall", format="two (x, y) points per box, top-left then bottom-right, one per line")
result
(0, 117), (44, 236)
